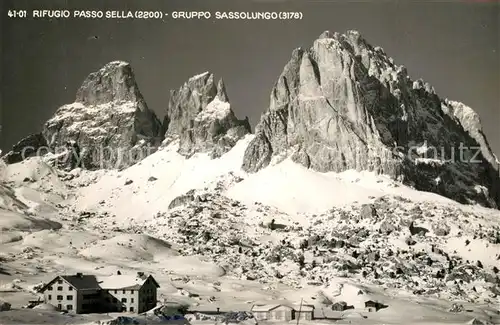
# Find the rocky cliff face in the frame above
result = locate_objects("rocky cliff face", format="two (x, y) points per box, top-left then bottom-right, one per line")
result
(6, 61), (164, 170)
(163, 72), (251, 158)
(242, 30), (500, 208)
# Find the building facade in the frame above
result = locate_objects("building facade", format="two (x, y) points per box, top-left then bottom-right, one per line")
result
(250, 304), (314, 321)
(39, 272), (159, 314)
(296, 305), (314, 321)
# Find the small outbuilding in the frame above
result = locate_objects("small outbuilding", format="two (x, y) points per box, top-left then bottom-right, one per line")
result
(331, 301), (348, 311)
(364, 300), (385, 312)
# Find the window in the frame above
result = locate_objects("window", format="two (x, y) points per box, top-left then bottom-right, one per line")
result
(121, 298), (127, 303)
(57, 280), (63, 284)
(66, 295), (73, 300)
(69, 287), (73, 291)
(131, 298), (134, 303)
(67, 305), (73, 310)
(57, 304), (62, 310)
(130, 290), (134, 294)
(123, 290), (126, 294)
(57, 286), (63, 291)
(48, 286), (53, 290)
(130, 307), (134, 312)
(114, 290), (117, 294)
(57, 295), (63, 300)
(48, 295), (52, 300)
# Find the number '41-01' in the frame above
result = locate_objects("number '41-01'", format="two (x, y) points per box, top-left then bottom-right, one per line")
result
(8, 10), (27, 18)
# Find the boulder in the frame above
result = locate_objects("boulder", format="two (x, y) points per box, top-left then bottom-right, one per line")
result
(0, 300), (11, 312)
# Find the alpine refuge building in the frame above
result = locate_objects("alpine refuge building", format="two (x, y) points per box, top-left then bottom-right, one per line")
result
(251, 304), (314, 321)
(38, 272), (159, 314)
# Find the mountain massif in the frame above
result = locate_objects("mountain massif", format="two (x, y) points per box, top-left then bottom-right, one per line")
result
(242, 30), (500, 208)
(3, 30), (500, 209)
(4, 61), (164, 169)
(1, 30), (499, 325)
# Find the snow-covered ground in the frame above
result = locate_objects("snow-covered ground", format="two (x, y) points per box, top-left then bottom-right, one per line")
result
(0, 137), (499, 325)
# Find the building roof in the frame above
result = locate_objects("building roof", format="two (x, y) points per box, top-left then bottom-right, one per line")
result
(96, 274), (157, 290)
(250, 304), (314, 312)
(39, 275), (100, 292)
(294, 304), (315, 312)
(39, 273), (159, 292)
(250, 304), (281, 312)
(364, 300), (378, 305)
(62, 275), (101, 290)
(332, 301), (347, 306)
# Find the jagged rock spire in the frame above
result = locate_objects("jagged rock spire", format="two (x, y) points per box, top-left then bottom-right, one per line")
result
(217, 78), (229, 102)
(164, 72), (250, 158)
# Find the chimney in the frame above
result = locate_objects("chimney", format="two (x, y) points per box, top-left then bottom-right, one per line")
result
(76, 273), (83, 278)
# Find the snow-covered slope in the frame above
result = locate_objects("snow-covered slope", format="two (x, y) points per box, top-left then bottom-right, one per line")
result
(228, 159), (455, 215)
(73, 135), (253, 223)
(1, 133), (499, 325)
(71, 134), (471, 222)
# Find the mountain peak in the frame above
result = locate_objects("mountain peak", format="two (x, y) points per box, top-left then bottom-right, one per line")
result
(75, 61), (144, 106)
(318, 30), (336, 39)
(164, 72), (250, 158)
(216, 77), (229, 102)
(106, 60), (130, 67)
(5, 61), (163, 170)
(318, 30), (363, 42)
(346, 29), (361, 36)
(243, 29), (500, 208)
(189, 71), (211, 82)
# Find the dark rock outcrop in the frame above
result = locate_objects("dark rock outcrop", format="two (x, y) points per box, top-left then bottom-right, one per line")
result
(7, 61), (163, 169)
(168, 189), (197, 209)
(54, 140), (82, 171)
(2, 133), (48, 164)
(163, 72), (251, 158)
(242, 30), (500, 208)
